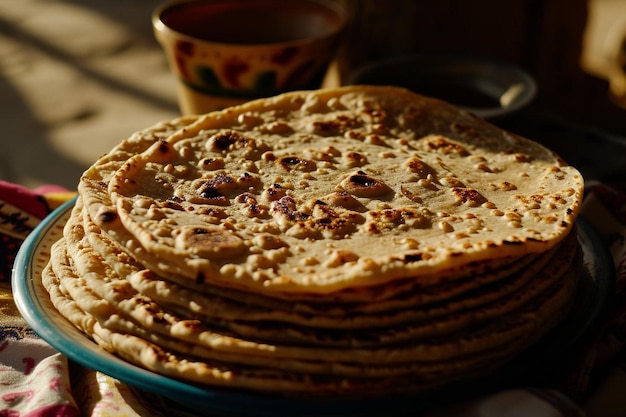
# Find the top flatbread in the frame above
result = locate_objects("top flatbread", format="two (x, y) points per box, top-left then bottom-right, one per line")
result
(85, 86), (582, 294)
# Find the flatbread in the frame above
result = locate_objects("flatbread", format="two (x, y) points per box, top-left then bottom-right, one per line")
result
(53, 193), (581, 361)
(46, 225), (580, 385)
(67, 193), (579, 340)
(40, 85), (585, 397)
(102, 86), (583, 294)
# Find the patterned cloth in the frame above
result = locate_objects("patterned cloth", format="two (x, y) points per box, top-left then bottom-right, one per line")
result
(1, 179), (625, 417)
(0, 181), (80, 417)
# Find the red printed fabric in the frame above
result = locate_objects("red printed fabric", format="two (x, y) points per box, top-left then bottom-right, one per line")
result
(0, 338), (79, 417)
(0, 233), (23, 283)
(0, 182), (74, 282)
(1, 182), (77, 416)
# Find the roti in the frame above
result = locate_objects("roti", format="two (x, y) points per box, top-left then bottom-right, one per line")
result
(100, 86), (583, 294)
(40, 85), (585, 396)
(46, 217), (580, 381)
(61, 195), (581, 348)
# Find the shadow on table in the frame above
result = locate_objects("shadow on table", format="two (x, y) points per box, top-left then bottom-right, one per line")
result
(0, 73), (85, 189)
(0, 3), (178, 189)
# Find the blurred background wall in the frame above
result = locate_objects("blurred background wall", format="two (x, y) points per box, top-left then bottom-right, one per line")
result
(335, 0), (626, 133)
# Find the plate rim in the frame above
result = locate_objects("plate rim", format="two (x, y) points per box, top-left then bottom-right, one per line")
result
(11, 198), (244, 412)
(11, 197), (615, 416)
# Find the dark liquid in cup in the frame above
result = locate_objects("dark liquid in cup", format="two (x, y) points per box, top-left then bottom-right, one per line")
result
(160, 0), (342, 44)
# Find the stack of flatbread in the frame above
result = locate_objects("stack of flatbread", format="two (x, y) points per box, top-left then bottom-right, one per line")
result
(43, 86), (584, 396)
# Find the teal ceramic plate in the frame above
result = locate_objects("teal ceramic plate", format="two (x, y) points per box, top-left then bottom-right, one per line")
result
(12, 197), (614, 416)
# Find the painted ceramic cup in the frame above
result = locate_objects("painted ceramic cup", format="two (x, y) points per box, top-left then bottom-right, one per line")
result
(153, 0), (346, 114)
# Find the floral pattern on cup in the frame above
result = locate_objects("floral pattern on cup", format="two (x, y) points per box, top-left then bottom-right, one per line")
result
(153, 0), (346, 113)
(171, 39), (337, 99)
